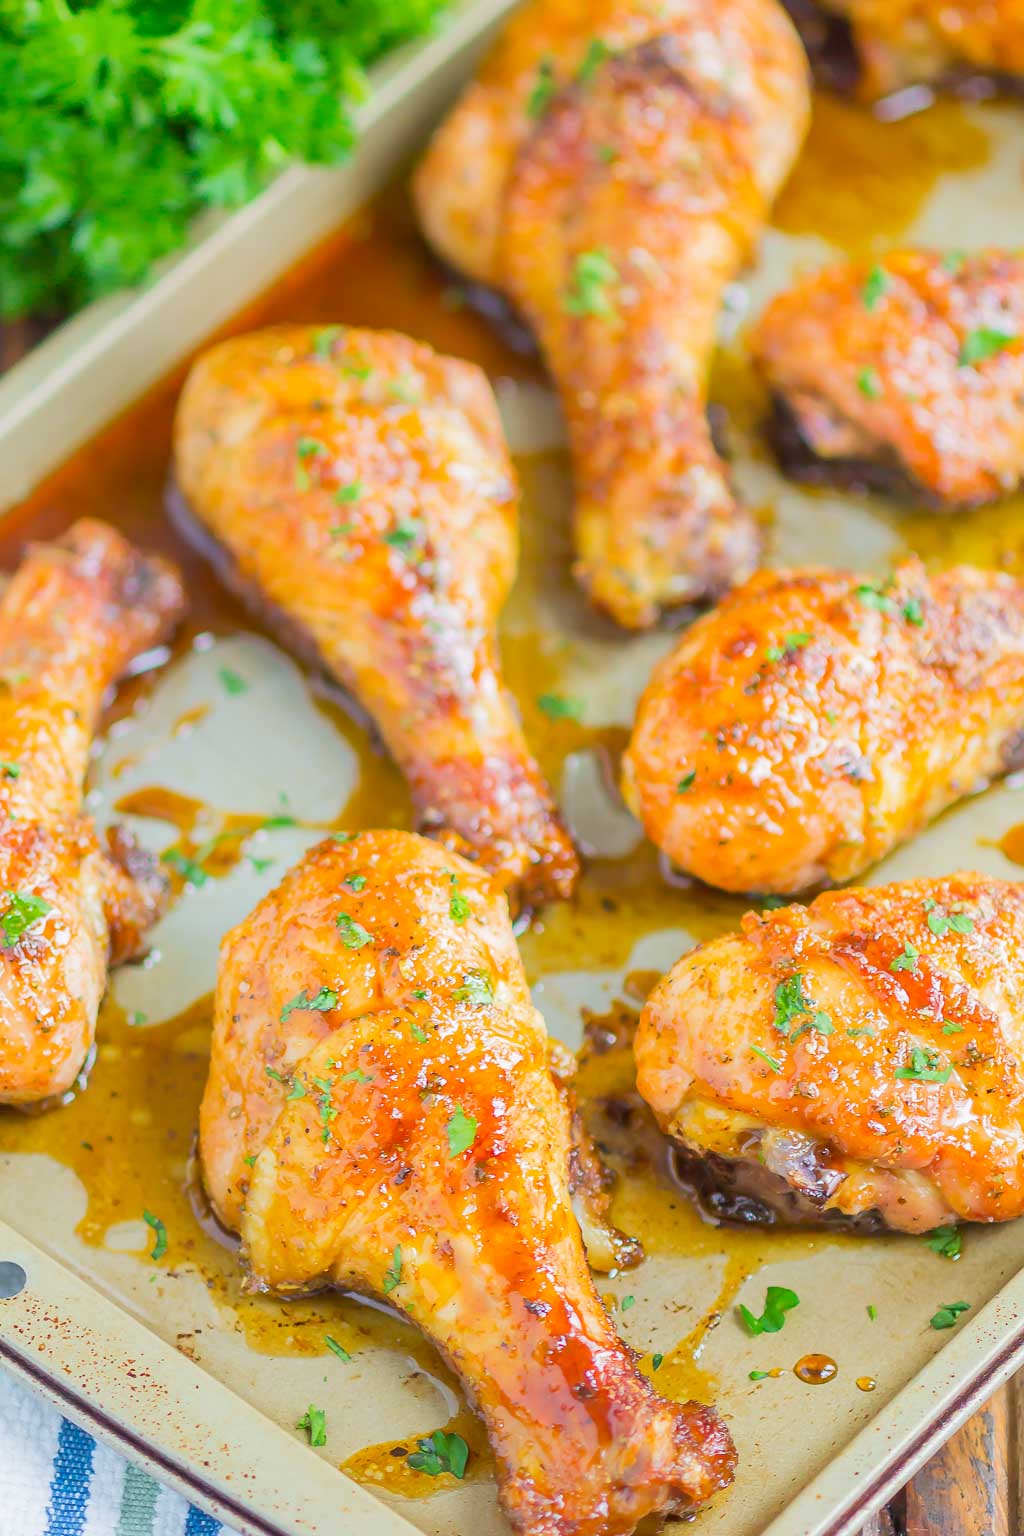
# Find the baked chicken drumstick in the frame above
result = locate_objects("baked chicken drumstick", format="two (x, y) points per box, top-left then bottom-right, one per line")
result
(414, 0), (810, 628)
(785, 1), (1024, 99)
(199, 830), (736, 1536)
(637, 874), (1024, 1233)
(752, 249), (1024, 509)
(0, 520), (184, 1105)
(173, 325), (577, 906)
(623, 560), (1024, 895)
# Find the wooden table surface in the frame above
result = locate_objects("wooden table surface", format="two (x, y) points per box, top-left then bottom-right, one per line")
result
(2, 317), (1021, 1536)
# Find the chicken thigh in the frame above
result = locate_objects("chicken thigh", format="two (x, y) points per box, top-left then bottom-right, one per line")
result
(414, 0), (810, 628)
(786, 0), (1024, 99)
(752, 249), (1024, 508)
(173, 325), (577, 907)
(0, 520), (183, 1105)
(199, 830), (735, 1536)
(637, 874), (1024, 1233)
(622, 560), (1024, 894)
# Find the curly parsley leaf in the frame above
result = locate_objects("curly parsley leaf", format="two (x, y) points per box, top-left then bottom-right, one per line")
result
(737, 1285), (800, 1336)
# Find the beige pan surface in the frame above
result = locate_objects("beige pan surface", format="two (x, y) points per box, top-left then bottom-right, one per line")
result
(2, 10), (1024, 1536)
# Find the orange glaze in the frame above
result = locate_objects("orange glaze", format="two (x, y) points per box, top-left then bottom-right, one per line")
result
(174, 324), (577, 905)
(200, 830), (737, 1535)
(623, 561), (1024, 894)
(638, 874), (1024, 1231)
(793, 1353), (838, 1384)
(414, 0), (810, 627)
(752, 249), (1024, 509)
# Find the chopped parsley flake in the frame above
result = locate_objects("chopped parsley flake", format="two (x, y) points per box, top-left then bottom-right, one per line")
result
(891, 941), (919, 973)
(279, 987), (337, 1023)
(942, 1021), (964, 1035)
(537, 692), (584, 721)
(862, 265), (891, 310)
(565, 249), (619, 318)
(651, 1352), (664, 1370)
(312, 326), (342, 358)
(858, 366), (883, 400)
(929, 1300), (970, 1331)
(677, 771), (696, 793)
(620, 1294), (636, 1312)
(765, 631), (811, 661)
(847, 1026), (876, 1039)
(446, 1104), (478, 1157)
(334, 480), (363, 503)
(738, 1285), (799, 1336)
(218, 667), (248, 696)
(339, 1067), (373, 1084)
(902, 597), (925, 626)
(855, 583), (896, 615)
(772, 974), (832, 1040)
(925, 1226), (962, 1261)
(526, 56), (556, 119)
(924, 900), (974, 937)
(143, 1210), (167, 1261)
(337, 911), (372, 949)
(749, 1370), (772, 1381)
(449, 880), (471, 924)
(382, 1244), (402, 1293)
(959, 327), (1017, 367)
(160, 848), (208, 887)
(0, 762), (20, 778)
(383, 519), (425, 555)
(0, 890), (52, 947)
(576, 37), (610, 83)
(896, 1046), (951, 1084)
(407, 1430), (469, 1480)
(409, 1020), (429, 1043)
(343, 873), (366, 892)
(296, 1406), (327, 1447)
(750, 1045), (781, 1072)
(867, 1304), (878, 1321)
(452, 969), (494, 1005)
(324, 1335), (351, 1362)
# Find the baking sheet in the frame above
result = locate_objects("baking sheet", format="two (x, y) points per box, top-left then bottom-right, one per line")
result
(1, 15), (1024, 1536)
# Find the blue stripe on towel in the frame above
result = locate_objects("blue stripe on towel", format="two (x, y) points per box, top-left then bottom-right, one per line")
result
(184, 1506), (221, 1536)
(44, 1418), (94, 1536)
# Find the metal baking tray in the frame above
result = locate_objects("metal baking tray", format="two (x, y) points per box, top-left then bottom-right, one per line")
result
(1, 6), (1023, 1534)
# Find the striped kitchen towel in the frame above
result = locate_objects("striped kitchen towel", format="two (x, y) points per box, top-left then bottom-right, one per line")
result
(0, 1370), (232, 1536)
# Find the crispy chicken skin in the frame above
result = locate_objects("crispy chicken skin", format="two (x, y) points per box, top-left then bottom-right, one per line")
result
(174, 325), (577, 907)
(788, 1), (1024, 98)
(637, 874), (1024, 1233)
(413, 0), (810, 629)
(199, 830), (735, 1535)
(0, 520), (183, 1105)
(622, 560), (1024, 895)
(751, 250), (1024, 509)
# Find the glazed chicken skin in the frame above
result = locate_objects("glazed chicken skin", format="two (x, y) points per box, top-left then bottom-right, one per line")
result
(414, 0), (810, 628)
(622, 560), (1024, 895)
(174, 325), (577, 907)
(0, 521), (183, 1105)
(637, 874), (1024, 1233)
(787, 1), (1024, 99)
(752, 249), (1024, 509)
(199, 830), (735, 1536)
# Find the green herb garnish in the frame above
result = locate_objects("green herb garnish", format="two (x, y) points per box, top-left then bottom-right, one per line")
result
(537, 692), (584, 721)
(526, 56), (556, 119)
(382, 1244), (402, 1293)
(280, 986), (337, 1023)
(407, 1430), (469, 1479)
(959, 327), (1016, 367)
(677, 771), (696, 793)
(890, 941), (919, 973)
(452, 970), (494, 1005)
(862, 265), (891, 310)
(895, 1046), (952, 1084)
(324, 1335), (351, 1363)
(750, 1046), (781, 1072)
(565, 248), (618, 317)
(297, 1406), (327, 1447)
(218, 667), (248, 696)
(337, 911), (372, 949)
(446, 1105), (478, 1157)
(0, 890), (52, 947)
(143, 1210), (167, 1261)
(929, 1300), (970, 1330)
(857, 366), (883, 400)
(738, 1285), (800, 1336)
(925, 1226), (962, 1261)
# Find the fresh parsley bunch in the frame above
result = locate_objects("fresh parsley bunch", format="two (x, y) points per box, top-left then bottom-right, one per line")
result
(0, 0), (448, 319)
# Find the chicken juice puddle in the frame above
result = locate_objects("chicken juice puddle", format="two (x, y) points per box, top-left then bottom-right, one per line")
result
(0, 91), (1014, 1512)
